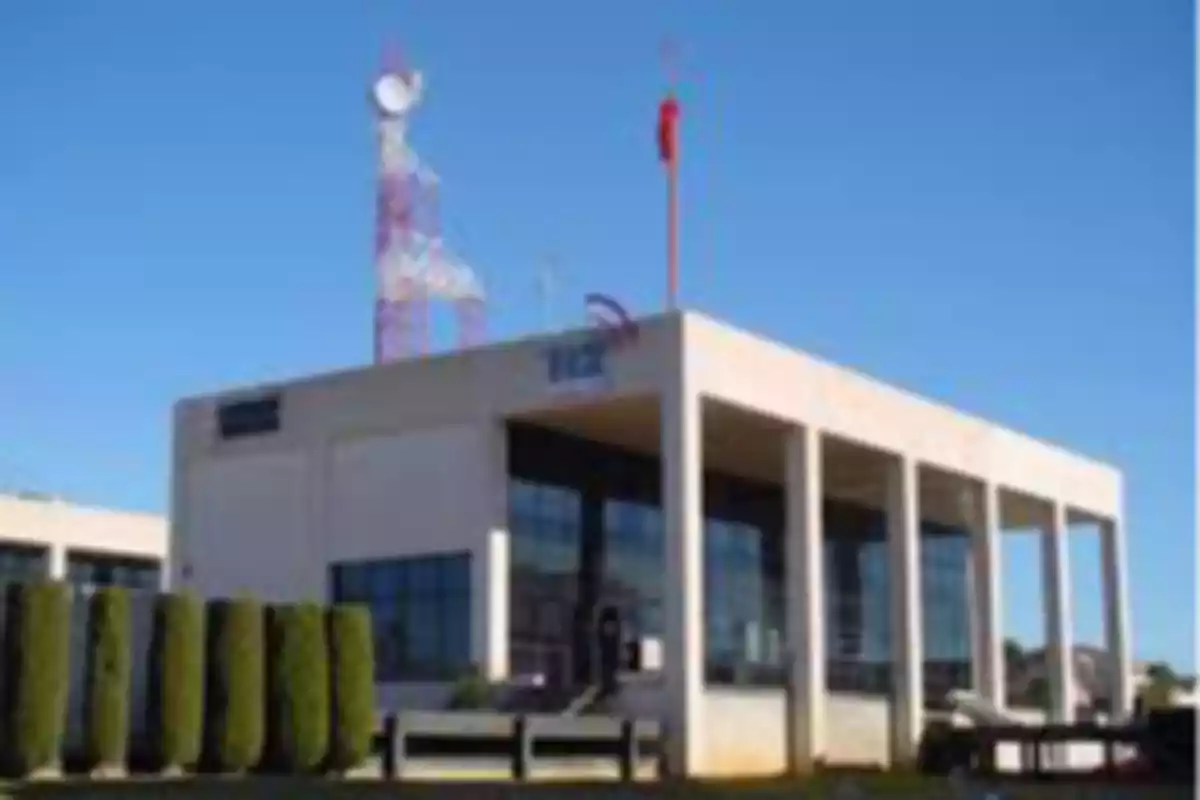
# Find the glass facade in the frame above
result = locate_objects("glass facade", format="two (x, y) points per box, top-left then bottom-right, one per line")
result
(508, 479), (584, 686)
(506, 423), (972, 703)
(330, 553), (471, 682)
(601, 500), (664, 642)
(66, 551), (161, 593)
(704, 517), (785, 684)
(0, 543), (49, 587)
(823, 512), (972, 699)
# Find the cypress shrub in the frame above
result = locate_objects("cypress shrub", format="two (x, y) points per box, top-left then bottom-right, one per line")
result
(146, 592), (204, 771)
(203, 598), (264, 773)
(265, 603), (329, 772)
(83, 587), (132, 772)
(327, 604), (375, 771)
(1, 580), (70, 777)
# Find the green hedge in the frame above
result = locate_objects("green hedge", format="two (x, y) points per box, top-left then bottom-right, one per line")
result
(146, 592), (204, 771)
(2, 581), (70, 776)
(203, 598), (264, 773)
(265, 603), (329, 772)
(327, 604), (375, 771)
(83, 587), (132, 771)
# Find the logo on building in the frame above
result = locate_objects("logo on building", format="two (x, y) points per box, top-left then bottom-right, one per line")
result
(544, 293), (638, 394)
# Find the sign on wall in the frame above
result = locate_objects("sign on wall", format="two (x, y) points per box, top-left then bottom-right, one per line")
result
(543, 293), (638, 396)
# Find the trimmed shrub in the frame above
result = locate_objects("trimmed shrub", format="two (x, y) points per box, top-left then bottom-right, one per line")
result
(146, 592), (204, 771)
(203, 598), (264, 773)
(265, 603), (330, 772)
(446, 665), (493, 710)
(1, 580), (71, 777)
(83, 587), (132, 771)
(327, 604), (375, 771)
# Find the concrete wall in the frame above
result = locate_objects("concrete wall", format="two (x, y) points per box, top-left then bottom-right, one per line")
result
(825, 693), (892, 767)
(327, 426), (485, 562)
(684, 313), (1121, 519)
(183, 450), (313, 601)
(0, 494), (167, 581)
(700, 688), (789, 777)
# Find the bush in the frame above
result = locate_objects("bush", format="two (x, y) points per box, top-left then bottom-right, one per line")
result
(1, 581), (71, 777)
(265, 603), (329, 772)
(203, 598), (264, 773)
(446, 665), (493, 710)
(146, 592), (204, 771)
(83, 588), (132, 771)
(327, 604), (375, 771)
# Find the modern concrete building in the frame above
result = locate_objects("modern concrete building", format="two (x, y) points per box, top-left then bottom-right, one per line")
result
(170, 310), (1133, 777)
(0, 491), (167, 592)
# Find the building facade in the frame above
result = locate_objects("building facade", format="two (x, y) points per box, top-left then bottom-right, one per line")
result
(171, 311), (1133, 777)
(0, 492), (167, 593)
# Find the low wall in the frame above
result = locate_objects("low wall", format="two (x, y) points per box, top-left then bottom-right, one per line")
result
(700, 687), (789, 777)
(825, 692), (893, 767)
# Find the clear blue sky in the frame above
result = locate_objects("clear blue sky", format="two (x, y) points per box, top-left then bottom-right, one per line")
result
(0, 2), (1193, 669)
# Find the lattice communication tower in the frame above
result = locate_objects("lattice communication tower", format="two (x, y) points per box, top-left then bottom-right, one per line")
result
(371, 49), (486, 363)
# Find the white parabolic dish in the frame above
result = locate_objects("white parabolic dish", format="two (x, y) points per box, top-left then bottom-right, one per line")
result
(374, 72), (420, 116)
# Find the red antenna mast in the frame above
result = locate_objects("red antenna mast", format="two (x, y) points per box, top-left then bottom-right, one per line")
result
(658, 38), (682, 311)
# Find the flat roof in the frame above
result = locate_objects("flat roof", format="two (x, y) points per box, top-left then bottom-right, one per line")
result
(177, 309), (1121, 521)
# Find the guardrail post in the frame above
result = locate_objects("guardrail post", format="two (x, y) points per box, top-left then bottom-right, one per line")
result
(512, 715), (532, 781)
(381, 714), (399, 779)
(619, 718), (638, 782)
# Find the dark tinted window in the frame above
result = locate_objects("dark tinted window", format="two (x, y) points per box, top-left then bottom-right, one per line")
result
(330, 552), (471, 682)
(217, 395), (281, 440)
(67, 552), (161, 593)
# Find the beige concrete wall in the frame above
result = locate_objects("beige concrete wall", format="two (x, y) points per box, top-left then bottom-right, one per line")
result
(700, 688), (789, 777)
(182, 449), (315, 602)
(0, 493), (166, 580)
(825, 693), (892, 767)
(173, 316), (678, 674)
(684, 313), (1121, 519)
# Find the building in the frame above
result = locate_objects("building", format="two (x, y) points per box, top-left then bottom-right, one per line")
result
(170, 310), (1133, 777)
(0, 491), (167, 593)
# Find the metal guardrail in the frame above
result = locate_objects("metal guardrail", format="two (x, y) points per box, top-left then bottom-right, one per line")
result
(372, 711), (662, 781)
(959, 723), (1138, 777)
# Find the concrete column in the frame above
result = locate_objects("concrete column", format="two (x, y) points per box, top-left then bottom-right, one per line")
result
(1099, 517), (1133, 720)
(661, 368), (704, 777)
(48, 544), (67, 581)
(784, 425), (825, 773)
(886, 455), (923, 765)
(473, 419), (510, 682)
(1041, 501), (1076, 724)
(969, 481), (1005, 708)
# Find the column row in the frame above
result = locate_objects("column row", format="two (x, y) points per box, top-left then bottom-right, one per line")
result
(657, 399), (1131, 776)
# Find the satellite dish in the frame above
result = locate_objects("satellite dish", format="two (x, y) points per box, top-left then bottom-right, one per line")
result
(373, 72), (422, 116)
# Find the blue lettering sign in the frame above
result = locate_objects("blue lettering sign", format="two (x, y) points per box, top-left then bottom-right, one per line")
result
(545, 336), (613, 390)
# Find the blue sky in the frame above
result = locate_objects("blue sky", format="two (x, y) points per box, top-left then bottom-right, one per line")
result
(0, 2), (1193, 669)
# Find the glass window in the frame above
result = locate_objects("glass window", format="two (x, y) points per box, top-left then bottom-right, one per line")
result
(704, 516), (784, 686)
(0, 543), (48, 588)
(66, 552), (161, 594)
(508, 479), (584, 672)
(601, 500), (664, 640)
(329, 551), (472, 682)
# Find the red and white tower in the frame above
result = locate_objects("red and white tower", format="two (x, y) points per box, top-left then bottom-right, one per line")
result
(370, 49), (486, 363)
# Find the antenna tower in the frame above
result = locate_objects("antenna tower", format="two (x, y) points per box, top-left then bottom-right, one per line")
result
(371, 45), (486, 363)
